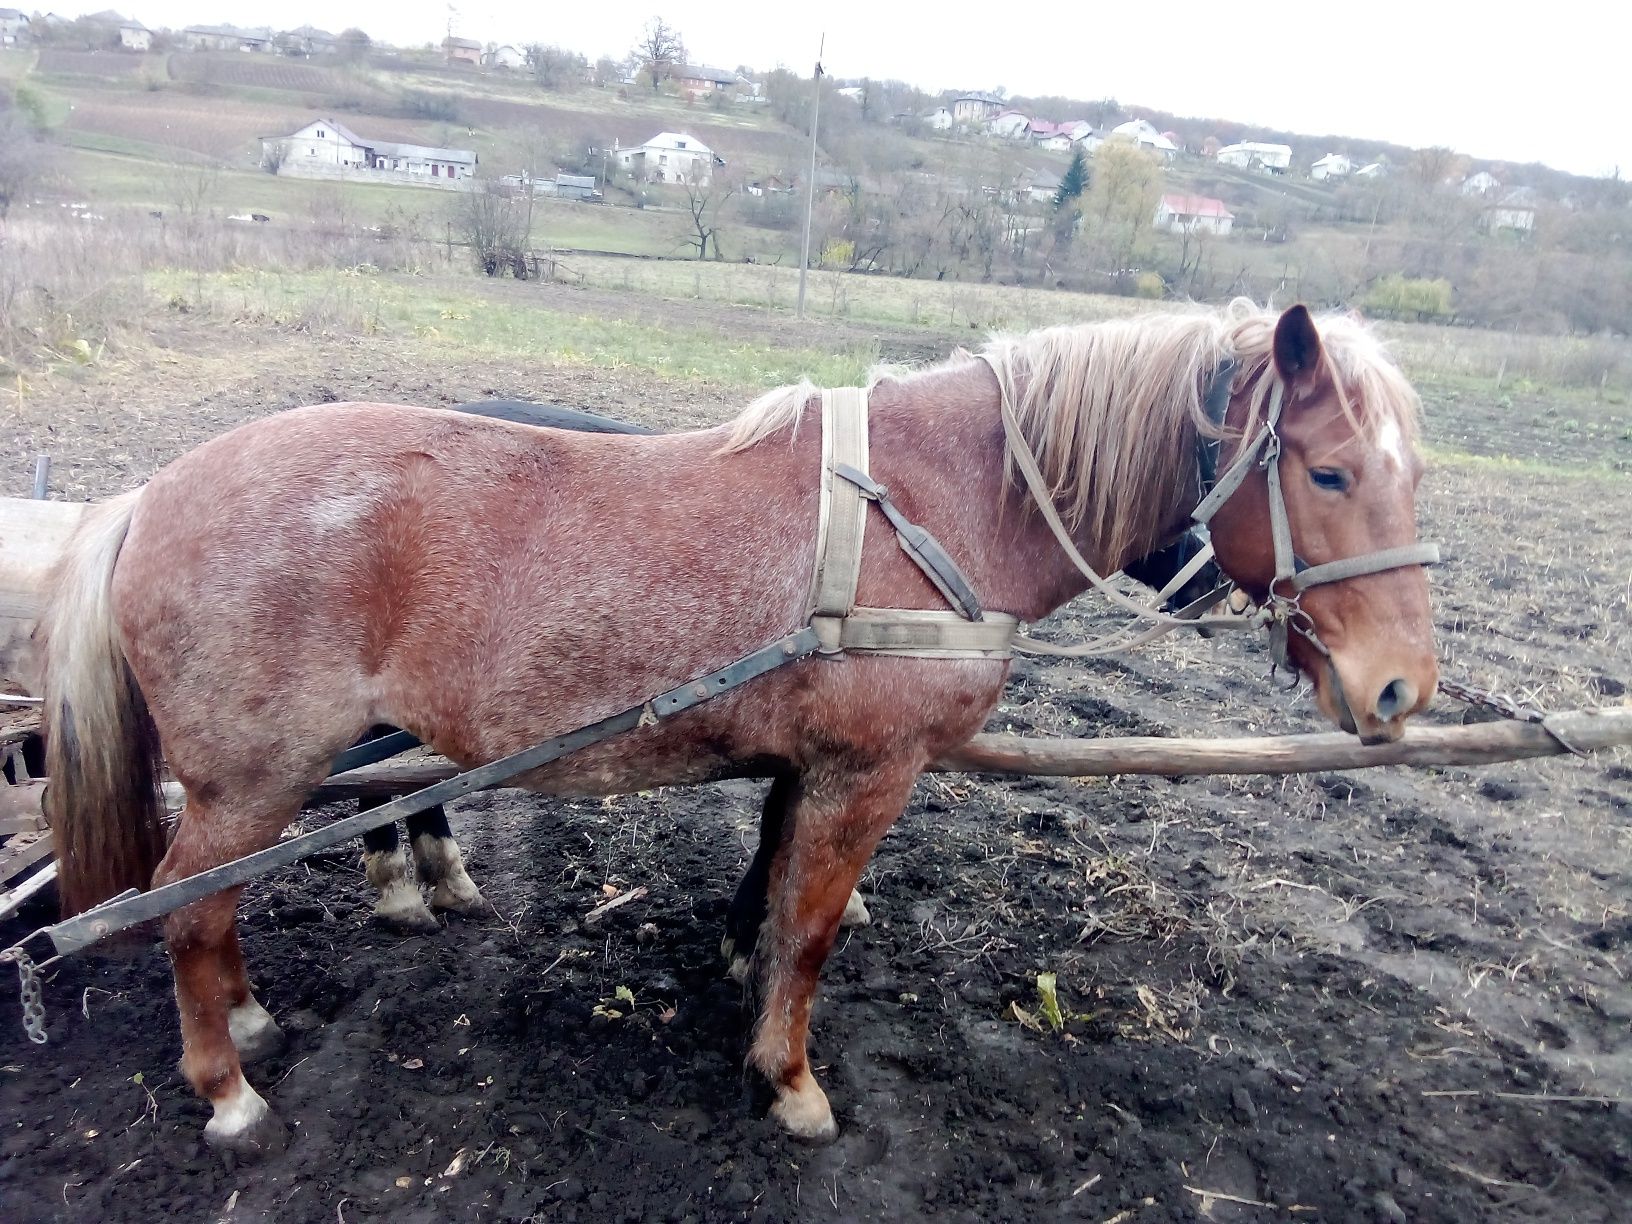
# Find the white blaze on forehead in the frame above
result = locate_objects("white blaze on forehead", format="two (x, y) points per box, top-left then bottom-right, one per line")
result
(1376, 417), (1405, 470)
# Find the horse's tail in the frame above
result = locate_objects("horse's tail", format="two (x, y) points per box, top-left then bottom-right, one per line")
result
(40, 489), (167, 917)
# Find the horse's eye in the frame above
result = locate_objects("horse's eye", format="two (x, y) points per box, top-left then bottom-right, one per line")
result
(1309, 467), (1350, 492)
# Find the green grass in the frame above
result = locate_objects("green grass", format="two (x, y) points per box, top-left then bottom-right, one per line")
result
(561, 254), (1150, 334)
(153, 268), (877, 389)
(1424, 446), (1630, 481)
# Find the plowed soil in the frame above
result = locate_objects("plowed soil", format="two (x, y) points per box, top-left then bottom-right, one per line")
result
(2, 283), (1628, 1223)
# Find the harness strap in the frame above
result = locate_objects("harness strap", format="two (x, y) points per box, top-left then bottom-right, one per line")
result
(1292, 544), (1441, 591)
(810, 386), (1017, 659)
(832, 463), (985, 621)
(813, 608), (1018, 658)
(810, 387), (870, 621)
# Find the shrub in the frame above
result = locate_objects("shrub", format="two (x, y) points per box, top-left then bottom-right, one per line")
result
(1365, 275), (1454, 322)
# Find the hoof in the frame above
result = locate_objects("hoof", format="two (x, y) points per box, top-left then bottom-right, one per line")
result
(430, 886), (494, 917)
(228, 999), (286, 1065)
(372, 904), (441, 935)
(204, 1084), (286, 1159)
(840, 889), (872, 929)
(727, 954), (752, 985)
(770, 1075), (839, 1145)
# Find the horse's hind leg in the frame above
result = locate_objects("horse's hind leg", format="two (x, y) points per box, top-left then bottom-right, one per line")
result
(361, 808), (439, 933)
(408, 806), (492, 916)
(157, 793), (302, 1156)
(747, 759), (920, 1143)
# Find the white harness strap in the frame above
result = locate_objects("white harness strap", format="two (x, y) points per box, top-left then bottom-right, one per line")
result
(810, 386), (871, 623)
(808, 388), (1018, 660)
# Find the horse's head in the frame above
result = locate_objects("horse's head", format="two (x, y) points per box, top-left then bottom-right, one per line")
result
(1206, 305), (1437, 743)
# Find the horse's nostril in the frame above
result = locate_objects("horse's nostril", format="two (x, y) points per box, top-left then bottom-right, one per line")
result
(1375, 677), (1415, 721)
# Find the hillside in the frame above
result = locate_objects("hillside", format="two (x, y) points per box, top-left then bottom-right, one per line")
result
(4, 45), (1629, 336)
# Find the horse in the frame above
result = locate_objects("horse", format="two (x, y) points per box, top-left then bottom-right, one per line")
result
(38, 300), (1437, 1154)
(356, 402), (1223, 938)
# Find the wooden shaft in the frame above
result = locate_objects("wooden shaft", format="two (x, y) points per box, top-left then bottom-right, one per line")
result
(279, 707), (1631, 802)
(61, 708), (1632, 825)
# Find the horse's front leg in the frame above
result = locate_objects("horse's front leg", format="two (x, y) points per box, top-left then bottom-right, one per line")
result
(746, 758), (921, 1142)
(724, 775), (871, 982)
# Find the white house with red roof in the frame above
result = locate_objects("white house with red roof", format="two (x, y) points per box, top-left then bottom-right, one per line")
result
(1154, 194), (1234, 236)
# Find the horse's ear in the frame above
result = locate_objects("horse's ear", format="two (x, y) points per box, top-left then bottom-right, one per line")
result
(1272, 304), (1325, 394)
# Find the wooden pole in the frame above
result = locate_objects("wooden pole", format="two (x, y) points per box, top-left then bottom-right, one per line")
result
(275, 708), (1631, 805)
(795, 34), (823, 321)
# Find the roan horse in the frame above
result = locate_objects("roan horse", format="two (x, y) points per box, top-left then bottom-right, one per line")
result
(39, 301), (1437, 1154)
(354, 400), (1223, 936)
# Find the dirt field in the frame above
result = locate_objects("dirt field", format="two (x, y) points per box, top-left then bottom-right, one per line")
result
(1, 286), (1628, 1222)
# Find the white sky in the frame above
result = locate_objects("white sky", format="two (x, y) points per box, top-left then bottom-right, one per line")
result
(68, 1), (1631, 178)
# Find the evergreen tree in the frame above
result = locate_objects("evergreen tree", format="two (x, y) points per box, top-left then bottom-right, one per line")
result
(1054, 146), (1089, 209)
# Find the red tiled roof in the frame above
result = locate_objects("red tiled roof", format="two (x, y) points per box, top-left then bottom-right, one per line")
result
(1160, 194), (1233, 219)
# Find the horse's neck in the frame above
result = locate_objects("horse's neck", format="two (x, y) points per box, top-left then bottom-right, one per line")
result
(867, 363), (1187, 622)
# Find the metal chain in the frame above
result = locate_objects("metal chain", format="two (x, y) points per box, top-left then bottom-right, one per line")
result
(1437, 676), (1547, 724)
(0, 946), (48, 1044)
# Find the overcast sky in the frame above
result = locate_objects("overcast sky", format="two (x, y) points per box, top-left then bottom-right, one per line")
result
(71, 1), (1629, 178)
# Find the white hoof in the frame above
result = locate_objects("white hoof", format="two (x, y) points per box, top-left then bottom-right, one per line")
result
(228, 997), (286, 1064)
(840, 889), (872, 929)
(430, 880), (493, 916)
(769, 1072), (838, 1144)
(203, 1079), (286, 1157)
(372, 879), (439, 933)
(727, 955), (752, 985)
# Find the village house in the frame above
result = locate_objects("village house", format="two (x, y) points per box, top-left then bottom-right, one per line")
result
(118, 18), (151, 50)
(501, 171), (602, 201)
(1485, 188), (1538, 234)
(1111, 119), (1179, 158)
(920, 106), (954, 131)
(260, 118), (477, 185)
(1309, 153), (1352, 180)
(1354, 161), (1386, 179)
(184, 24), (273, 52)
(1461, 170), (1501, 197)
(484, 44), (526, 69)
(988, 109), (1031, 140)
(276, 25), (338, 56)
(0, 9), (30, 46)
(674, 65), (740, 98)
(1024, 168), (1062, 206)
(613, 131), (720, 186)
(443, 36), (481, 66)
(745, 175), (795, 196)
(1216, 142), (1292, 173)
(951, 92), (1004, 124)
(1032, 120), (1094, 151)
(1154, 194), (1234, 236)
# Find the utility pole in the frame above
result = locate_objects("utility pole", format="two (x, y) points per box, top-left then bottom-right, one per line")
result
(796, 35), (824, 320)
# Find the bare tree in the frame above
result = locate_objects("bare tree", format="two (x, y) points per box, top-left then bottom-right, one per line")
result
(679, 171), (736, 260)
(635, 18), (685, 92)
(460, 181), (531, 277)
(526, 44), (586, 90)
(170, 163), (222, 238)
(260, 139), (290, 175)
(0, 115), (55, 217)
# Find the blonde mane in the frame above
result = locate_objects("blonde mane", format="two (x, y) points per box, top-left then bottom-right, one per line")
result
(723, 299), (1420, 567)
